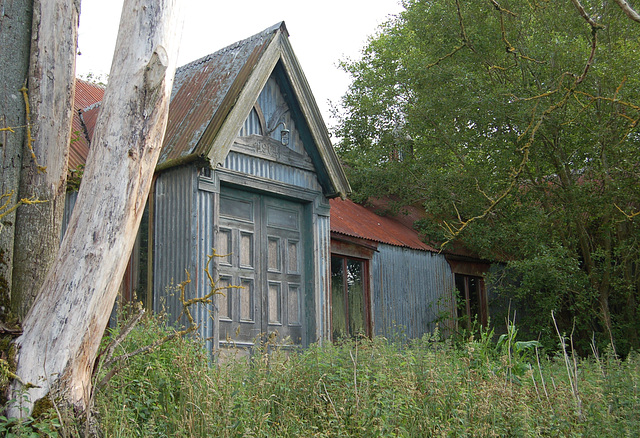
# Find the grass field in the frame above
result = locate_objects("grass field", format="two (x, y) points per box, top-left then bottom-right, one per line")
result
(4, 315), (639, 437)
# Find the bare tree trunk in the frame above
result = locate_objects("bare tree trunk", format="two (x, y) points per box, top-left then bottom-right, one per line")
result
(9, 0), (184, 416)
(0, 0), (33, 319)
(11, 0), (79, 319)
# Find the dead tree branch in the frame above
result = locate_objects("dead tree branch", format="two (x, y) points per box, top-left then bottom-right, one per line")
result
(614, 0), (640, 23)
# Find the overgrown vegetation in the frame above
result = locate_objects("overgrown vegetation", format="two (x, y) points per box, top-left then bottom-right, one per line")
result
(335, 0), (640, 356)
(4, 313), (638, 437)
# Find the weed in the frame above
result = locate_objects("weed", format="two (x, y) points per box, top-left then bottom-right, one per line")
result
(51, 313), (640, 436)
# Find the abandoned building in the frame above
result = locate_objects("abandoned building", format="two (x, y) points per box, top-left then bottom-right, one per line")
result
(67, 23), (491, 354)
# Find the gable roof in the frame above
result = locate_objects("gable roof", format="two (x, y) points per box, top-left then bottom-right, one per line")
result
(70, 22), (350, 198)
(330, 198), (438, 252)
(158, 22), (350, 198)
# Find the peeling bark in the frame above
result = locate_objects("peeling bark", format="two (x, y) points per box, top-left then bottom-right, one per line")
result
(613, 0), (640, 23)
(9, 0), (184, 416)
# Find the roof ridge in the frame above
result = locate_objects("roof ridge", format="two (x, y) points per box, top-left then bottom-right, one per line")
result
(75, 78), (106, 90)
(175, 21), (284, 74)
(80, 101), (102, 114)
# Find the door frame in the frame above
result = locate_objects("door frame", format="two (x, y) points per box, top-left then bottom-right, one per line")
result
(208, 169), (326, 352)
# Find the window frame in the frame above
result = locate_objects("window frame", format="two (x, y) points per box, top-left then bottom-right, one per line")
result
(454, 273), (488, 329)
(330, 254), (372, 340)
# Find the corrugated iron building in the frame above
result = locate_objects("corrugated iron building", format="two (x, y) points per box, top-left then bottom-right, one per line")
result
(66, 22), (493, 353)
(67, 23), (350, 353)
(330, 198), (456, 340)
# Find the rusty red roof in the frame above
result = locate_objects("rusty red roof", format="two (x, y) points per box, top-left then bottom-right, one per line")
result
(358, 197), (485, 259)
(68, 25), (282, 170)
(68, 22), (350, 198)
(69, 79), (104, 169)
(159, 22), (284, 168)
(330, 198), (438, 252)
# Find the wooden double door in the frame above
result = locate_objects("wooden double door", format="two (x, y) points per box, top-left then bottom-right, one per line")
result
(216, 186), (306, 348)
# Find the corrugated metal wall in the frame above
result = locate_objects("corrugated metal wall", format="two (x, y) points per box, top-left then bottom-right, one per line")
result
(224, 152), (321, 192)
(195, 187), (216, 352)
(153, 70), (332, 348)
(371, 245), (455, 340)
(153, 165), (201, 334)
(314, 212), (331, 341)
(61, 190), (78, 239)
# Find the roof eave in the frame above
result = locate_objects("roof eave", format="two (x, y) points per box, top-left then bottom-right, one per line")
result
(278, 35), (351, 199)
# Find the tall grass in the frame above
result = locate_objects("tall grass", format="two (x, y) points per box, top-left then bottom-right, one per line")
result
(6, 312), (637, 436)
(89, 314), (640, 437)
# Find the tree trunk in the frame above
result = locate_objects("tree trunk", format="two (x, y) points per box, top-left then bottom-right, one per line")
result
(9, 0), (184, 416)
(11, 0), (79, 319)
(0, 0), (33, 319)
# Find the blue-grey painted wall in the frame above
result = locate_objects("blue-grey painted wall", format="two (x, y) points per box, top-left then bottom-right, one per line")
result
(371, 245), (455, 340)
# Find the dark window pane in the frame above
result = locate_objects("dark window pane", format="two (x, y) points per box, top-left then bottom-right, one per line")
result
(468, 276), (479, 324)
(454, 274), (468, 321)
(454, 274), (485, 328)
(347, 259), (365, 336)
(331, 257), (346, 339)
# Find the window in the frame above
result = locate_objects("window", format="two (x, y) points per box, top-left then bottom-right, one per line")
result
(455, 274), (487, 329)
(331, 255), (370, 340)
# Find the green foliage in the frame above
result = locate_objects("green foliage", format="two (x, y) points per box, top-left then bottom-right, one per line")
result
(66, 164), (84, 192)
(0, 393), (61, 437)
(95, 312), (211, 437)
(336, 0), (640, 354)
(87, 316), (640, 437)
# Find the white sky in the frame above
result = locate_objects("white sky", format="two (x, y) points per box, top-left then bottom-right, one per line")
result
(76, 0), (404, 129)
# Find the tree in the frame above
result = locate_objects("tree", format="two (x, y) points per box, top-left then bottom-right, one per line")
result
(0, 0), (34, 319)
(337, 0), (640, 353)
(10, 0), (79, 320)
(5, 0), (184, 417)
(0, 0), (77, 322)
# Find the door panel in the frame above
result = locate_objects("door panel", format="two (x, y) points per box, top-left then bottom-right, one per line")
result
(218, 190), (260, 345)
(217, 187), (305, 349)
(265, 197), (304, 344)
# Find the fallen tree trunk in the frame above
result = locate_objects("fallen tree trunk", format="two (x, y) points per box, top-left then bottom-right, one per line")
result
(9, 0), (184, 416)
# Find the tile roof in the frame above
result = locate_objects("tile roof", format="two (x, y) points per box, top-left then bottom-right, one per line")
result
(330, 198), (438, 252)
(69, 79), (104, 169)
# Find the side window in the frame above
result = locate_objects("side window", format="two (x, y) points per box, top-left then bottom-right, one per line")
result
(455, 274), (487, 329)
(331, 255), (370, 340)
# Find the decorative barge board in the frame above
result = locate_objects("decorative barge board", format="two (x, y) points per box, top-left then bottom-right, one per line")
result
(151, 22), (349, 354)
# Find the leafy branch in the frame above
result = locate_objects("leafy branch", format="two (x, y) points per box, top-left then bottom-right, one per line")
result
(91, 249), (239, 392)
(437, 0), (629, 251)
(614, 203), (640, 220)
